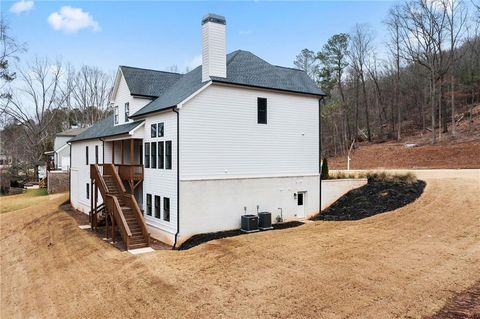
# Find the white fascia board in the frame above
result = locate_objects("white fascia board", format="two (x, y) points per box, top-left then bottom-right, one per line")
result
(177, 81), (212, 109)
(110, 67), (124, 103)
(128, 121), (145, 135)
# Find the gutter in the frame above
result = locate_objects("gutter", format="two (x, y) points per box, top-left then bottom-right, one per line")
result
(172, 107), (180, 249)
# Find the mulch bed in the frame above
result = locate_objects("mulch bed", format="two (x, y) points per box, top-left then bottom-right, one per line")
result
(312, 180), (426, 221)
(426, 281), (480, 319)
(178, 221), (304, 250)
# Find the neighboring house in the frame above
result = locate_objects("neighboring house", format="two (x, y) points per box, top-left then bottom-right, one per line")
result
(69, 14), (325, 248)
(46, 127), (88, 171)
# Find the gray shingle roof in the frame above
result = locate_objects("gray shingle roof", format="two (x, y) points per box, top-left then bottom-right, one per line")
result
(132, 50), (324, 117)
(69, 114), (143, 143)
(120, 66), (182, 98)
(57, 127), (89, 137)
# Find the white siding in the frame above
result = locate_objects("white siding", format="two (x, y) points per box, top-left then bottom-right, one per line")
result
(113, 73), (152, 126)
(179, 84), (320, 179)
(70, 140), (104, 213)
(141, 111), (178, 241)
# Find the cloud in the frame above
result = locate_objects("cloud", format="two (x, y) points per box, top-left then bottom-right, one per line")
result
(238, 29), (253, 36)
(10, 0), (34, 14)
(185, 55), (202, 71)
(47, 6), (100, 33)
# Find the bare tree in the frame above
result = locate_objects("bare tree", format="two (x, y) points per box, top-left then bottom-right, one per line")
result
(1, 57), (70, 179)
(294, 48), (318, 80)
(350, 24), (374, 142)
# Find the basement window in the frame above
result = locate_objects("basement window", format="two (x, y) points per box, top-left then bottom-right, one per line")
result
(154, 195), (160, 219)
(151, 142), (157, 169)
(86, 183), (90, 200)
(114, 106), (119, 124)
(163, 197), (170, 222)
(151, 123), (157, 138)
(146, 194), (152, 216)
(158, 122), (164, 137)
(124, 103), (130, 122)
(144, 142), (150, 168)
(257, 98), (267, 124)
(165, 141), (172, 170)
(158, 141), (164, 169)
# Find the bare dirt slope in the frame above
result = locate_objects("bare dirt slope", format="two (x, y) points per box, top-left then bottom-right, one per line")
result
(1, 170), (480, 318)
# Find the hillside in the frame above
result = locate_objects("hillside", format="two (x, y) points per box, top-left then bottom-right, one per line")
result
(330, 105), (480, 170)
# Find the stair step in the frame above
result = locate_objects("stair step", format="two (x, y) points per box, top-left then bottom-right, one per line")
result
(128, 242), (148, 249)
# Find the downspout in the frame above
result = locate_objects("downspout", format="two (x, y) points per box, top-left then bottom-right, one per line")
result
(318, 97), (324, 215)
(67, 141), (72, 204)
(172, 107), (180, 249)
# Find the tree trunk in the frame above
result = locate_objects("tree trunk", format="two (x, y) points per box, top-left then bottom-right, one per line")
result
(431, 73), (437, 144)
(451, 74), (456, 137)
(360, 72), (372, 142)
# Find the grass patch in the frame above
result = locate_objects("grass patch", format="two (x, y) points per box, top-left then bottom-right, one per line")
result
(0, 188), (49, 214)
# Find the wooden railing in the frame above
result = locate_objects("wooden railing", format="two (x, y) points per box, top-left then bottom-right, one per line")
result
(105, 194), (132, 248)
(117, 164), (144, 181)
(124, 193), (150, 246)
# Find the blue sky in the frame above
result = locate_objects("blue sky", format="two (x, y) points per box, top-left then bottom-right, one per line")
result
(4, 0), (398, 74)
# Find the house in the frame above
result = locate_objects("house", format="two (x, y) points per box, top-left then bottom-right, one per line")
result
(46, 127), (88, 171)
(69, 13), (325, 249)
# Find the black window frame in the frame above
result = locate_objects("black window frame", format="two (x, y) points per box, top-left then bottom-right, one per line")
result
(146, 194), (152, 216)
(151, 123), (157, 138)
(85, 146), (89, 165)
(163, 197), (170, 222)
(86, 183), (90, 199)
(257, 98), (267, 124)
(124, 102), (130, 122)
(154, 195), (161, 219)
(158, 141), (164, 169)
(297, 193), (304, 206)
(114, 106), (119, 124)
(151, 142), (157, 169)
(144, 142), (150, 168)
(157, 122), (164, 137)
(95, 145), (99, 164)
(165, 141), (172, 170)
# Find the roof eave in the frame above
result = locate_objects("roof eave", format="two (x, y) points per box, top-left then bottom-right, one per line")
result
(210, 79), (326, 97)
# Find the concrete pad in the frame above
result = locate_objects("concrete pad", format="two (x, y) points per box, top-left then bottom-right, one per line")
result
(128, 247), (155, 255)
(78, 225), (91, 230)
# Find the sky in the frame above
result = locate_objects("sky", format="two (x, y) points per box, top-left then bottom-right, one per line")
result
(3, 0), (398, 74)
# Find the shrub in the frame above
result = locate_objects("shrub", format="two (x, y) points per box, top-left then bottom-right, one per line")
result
(321, 157), (329, 179)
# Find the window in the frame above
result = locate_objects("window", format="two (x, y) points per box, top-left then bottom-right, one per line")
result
(158, 122), (164, 137)
(151, 123), (157, 138)
(95, 145), (99, 164)
(85, 146), (89, 165)
(146, 194), (152, 216)
(257, 98), (267, 124)
(165, 141), (172, 169)
(144, 142), (150, 168)
(297, 193), (304, 206)
(154, 195), (161, 219)
(158, 141), (164, 169)
(163, 197), (170, 222)
(124, 102), (129, 122)
(151, 142), (157, 169)
(86, 183), (90, 199)
(114, 106), (119, 124)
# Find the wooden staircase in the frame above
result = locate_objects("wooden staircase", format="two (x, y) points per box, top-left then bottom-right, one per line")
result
(90, 164), (150, 250)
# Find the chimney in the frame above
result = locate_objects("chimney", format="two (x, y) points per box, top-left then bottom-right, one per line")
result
(202, 13), (226, 82)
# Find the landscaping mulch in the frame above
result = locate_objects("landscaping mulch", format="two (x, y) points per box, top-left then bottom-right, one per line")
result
(426, 281), (480, 319)
(313, 180), (426, 221)
(178, 221), (304, 250)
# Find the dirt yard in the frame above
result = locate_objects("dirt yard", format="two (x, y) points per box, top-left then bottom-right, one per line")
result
(1, 170), (479, 318)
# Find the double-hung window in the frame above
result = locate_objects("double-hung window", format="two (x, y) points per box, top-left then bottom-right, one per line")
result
(157, 122), (164, 137)
(95, 145), (99, 164)
(124, 103), (130, 122)
(151, 142), (157, 169)
(257, 98), (267, 124)
(165, 141), (172, 170)
(144, 142), (150, 168)
(158, 141), (164, 169)
(146, 194), (152, 216)
(85, 146), (89, 165)
(151, 124), (157, 138)
(163, 197), (170, 222)
(154, 195), (161, 219)
(114, 106), (119, 124)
